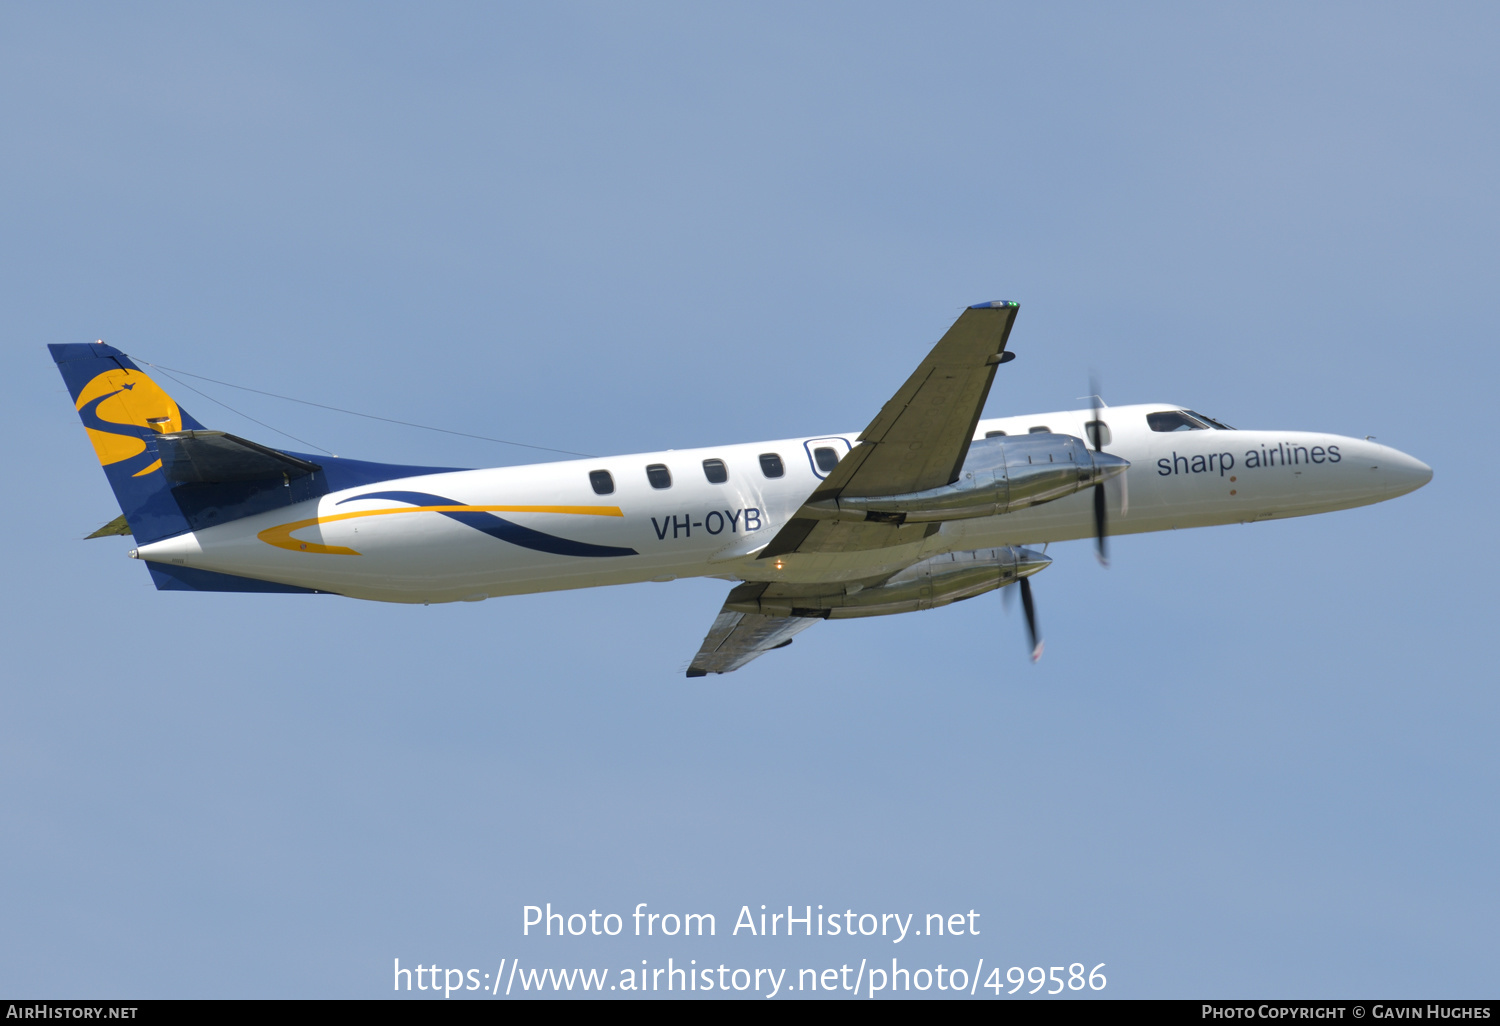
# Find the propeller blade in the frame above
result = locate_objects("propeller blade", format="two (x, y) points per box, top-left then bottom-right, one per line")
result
(1088, 375), (1112, 566)
(1098, 378), (1110, 564)
(1094, 481), (1108, 567)
(1019, 575), (1043, 662)
(1089, 376), (1104, 452)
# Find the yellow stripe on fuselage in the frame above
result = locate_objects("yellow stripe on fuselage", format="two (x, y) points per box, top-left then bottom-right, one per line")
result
(257, 504), (625, 556)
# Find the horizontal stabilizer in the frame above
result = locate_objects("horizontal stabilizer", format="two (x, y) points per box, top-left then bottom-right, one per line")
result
(157, 430), (322, 484)
(85, 514), (132, 539)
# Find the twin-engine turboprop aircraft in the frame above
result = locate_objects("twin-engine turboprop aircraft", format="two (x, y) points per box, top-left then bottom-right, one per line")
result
(51, 302), (1431, 675)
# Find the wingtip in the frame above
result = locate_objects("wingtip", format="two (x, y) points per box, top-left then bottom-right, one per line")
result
(686, 668), (708, 678)
(968, 300), (1019, 310)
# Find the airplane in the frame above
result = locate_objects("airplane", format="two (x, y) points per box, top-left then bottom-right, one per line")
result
(49, 301), (1432, 675)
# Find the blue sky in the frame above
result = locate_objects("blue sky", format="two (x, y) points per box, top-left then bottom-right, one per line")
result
(2, 2), (1496, 998)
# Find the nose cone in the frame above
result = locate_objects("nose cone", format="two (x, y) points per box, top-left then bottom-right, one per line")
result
(1383, 448), (1433, 498)
(1013, 546), (1051, 578)
(1090, 450), (1130, 483)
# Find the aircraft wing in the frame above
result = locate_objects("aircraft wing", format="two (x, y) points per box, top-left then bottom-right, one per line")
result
(685, 604), (821, 677)
(760, 301), (1020, 559)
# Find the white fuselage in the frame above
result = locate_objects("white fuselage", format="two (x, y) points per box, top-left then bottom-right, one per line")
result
(133, 404), (1432, 603)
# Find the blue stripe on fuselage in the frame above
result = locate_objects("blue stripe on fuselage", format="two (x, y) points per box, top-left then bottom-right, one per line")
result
(337, 490), (638, 558)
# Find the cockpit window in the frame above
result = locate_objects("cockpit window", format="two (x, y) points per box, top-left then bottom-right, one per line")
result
(1184, 410), (1235, 430)
(1147, 410), (1211, 432)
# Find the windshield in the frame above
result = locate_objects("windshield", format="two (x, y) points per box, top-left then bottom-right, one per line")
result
(1147, 409), (1234, 431)
(1147, 410), (1211, 432)
(1184, 409), (1235, 430)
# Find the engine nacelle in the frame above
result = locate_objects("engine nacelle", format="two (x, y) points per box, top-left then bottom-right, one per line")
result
(802, 433), (1128, 524)
(727, 546), (1050, 619)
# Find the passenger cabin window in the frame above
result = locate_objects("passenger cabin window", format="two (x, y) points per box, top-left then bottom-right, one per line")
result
(1085, 420), (1112, 448)
(1147, 410), (1211, 432)
(645, 463), (672, 489)
(813, 446), (840, 473)
(589, 470), (614, 495)
(1028, 426), (1051, 434)
(702, 458), (728, 484)
(759, 453), (785, 478)
(985, 430), (1007, 438)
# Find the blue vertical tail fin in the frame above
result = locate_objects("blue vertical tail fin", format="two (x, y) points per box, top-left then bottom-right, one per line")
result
(49, 342), (209, 546)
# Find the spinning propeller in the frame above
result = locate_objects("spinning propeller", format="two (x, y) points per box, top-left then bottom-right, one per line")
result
(1087, 379), (1129, 567)
(1019, 574), (1042, 663)
(1004, 380), (1127, 663)
(1089, 383), (1110, 566)
(1001, 559), (1044, 662)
